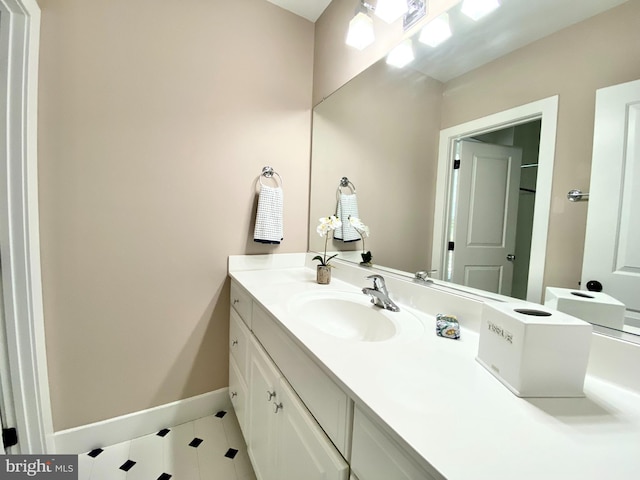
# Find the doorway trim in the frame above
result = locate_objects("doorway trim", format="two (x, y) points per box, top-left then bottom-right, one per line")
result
(431, 96), (559, 303)
(0, 0), (53, 452)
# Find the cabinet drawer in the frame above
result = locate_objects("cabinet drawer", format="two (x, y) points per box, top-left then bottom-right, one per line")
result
(230, 281), (252, 327)
(229, 356), (248, 439)
(252, 303), (352, 457)
(351, 407), (440, 480)
(230, 308), (250, 380)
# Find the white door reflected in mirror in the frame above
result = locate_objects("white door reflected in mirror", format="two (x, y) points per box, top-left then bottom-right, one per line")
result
(448, 140), (522, 296)
(582, 78), (640, 334)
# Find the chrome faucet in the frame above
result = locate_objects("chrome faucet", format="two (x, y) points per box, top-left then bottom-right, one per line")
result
(362, 274), (400, 312)
(414, 270), (437, 283)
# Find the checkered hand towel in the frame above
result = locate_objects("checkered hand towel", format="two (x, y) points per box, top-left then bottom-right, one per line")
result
(334, 193), (360, 242)
(254, 185), (283, 244)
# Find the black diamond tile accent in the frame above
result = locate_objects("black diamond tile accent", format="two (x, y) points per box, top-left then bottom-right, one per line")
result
(189, 437), (203, 448)
(225, 448), (239, 459)
(157, 428), (170, 437)
(215, 410), (227, 418)
(157, 474), (172, 480)
(119, 460), (136, 472)
(87, 448), (103, 458)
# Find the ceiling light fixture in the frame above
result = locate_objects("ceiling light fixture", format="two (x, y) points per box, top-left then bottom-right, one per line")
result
(386, 39), (415, 68)
(418, 12), (452, 47)
(346, 1), (375, 50)
(375, 0), (409, 24)
(460, 0), (500, 21)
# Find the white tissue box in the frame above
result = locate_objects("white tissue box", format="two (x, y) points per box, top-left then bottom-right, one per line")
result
(476, 302), (592, 397)
(544, 287), (625, 330)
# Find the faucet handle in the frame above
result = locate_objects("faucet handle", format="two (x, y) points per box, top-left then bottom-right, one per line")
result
(366, 274), (386, 291)
(415, 270), (437, 281)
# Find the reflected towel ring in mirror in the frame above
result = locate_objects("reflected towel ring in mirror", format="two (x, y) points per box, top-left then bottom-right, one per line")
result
(337, 177), (356, 200)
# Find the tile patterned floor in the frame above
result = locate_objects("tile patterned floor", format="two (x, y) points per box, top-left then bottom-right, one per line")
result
(78, 410), (256, 480)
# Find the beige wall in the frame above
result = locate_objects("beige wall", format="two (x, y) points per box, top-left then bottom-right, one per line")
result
(310, 61), (442, 272)
(441, 0), (640, 290)
(313, 0), (460, 105)
(37, 0), (313, 431)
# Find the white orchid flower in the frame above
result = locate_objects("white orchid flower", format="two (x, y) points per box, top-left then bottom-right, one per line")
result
(317, 215), (342, 237)
(314, 215), (342, 267)
(349, 216), (370, 237)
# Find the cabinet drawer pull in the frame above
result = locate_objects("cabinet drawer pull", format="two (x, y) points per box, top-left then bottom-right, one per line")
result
(231, 339), (238, 346)
(231, 391), (238, 398)
(233, 298), (240, 305)
(267, 390), (276, 401)
(273, 401), (283, 414)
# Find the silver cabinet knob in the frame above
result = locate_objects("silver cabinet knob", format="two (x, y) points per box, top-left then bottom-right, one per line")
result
(231, 391), (237, 398)
(267, 390), (276, 401)
(507, 254), (516, 261)
(232, 298), (239, 305)
(273, 402), (283, 414)
(231, 339), (238, 346)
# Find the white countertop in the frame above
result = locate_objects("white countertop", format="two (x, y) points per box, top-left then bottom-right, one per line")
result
(229, 263), (640, 480)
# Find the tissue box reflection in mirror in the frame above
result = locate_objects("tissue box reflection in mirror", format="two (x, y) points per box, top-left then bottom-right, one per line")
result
(544, 287), (626, 330)
(476, 302), (592, 397)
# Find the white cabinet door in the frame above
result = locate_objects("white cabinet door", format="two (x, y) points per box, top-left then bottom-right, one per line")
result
(351, 407), (439, 480)
(229, 356), (248, 438)
(277, 377), (348, 480)
(230, 308), (250, 380)
(247, 334), (348, 480)
(582, 79), (640, 316)
(252, 302), (352, 456)
(247, 336), (281, 480)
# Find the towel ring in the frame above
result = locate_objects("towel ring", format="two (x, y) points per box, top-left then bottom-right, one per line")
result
(336, 176), (356, 200)
(258, 166), (283, 187)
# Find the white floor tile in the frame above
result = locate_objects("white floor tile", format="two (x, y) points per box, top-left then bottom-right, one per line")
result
(162, 421), (200, 479)
(195, 415), (236, 479)
(222, 410), (246, 451)
(221, 410), (254, 479)
(194, 415), (229, 452)
(233, 449), (255, 480)
(77, 451), (95, 480)
(88, 440), (131, 480)
(126, 432), (166, 480)
(79, 411), (255, 480)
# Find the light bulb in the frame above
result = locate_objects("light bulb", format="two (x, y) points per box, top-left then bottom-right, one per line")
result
(346, 11), (375, 50)
(419, 13), (452, 47)
(375, 0), (409, 24)
(386, 39), (414, 68)
(461, 0), (500, 21)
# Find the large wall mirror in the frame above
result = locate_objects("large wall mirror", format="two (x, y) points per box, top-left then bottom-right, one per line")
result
(309, 0), (640, 339)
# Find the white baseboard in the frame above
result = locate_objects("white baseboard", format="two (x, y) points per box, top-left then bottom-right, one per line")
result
(53, 388), (232, 454)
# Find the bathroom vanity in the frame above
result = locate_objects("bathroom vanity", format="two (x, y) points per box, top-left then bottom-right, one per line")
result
(228, 253), (640, 480)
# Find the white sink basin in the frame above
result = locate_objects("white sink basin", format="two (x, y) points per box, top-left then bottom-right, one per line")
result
(287, 290), (424, 342)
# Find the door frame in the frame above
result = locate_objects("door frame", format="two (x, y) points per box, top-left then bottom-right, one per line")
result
(431, 96), (559, 303)
(0, 0), (53, 453)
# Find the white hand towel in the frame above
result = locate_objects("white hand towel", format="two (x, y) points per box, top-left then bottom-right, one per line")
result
(334, 193), (360, 242)
(254, 185), (283, 244)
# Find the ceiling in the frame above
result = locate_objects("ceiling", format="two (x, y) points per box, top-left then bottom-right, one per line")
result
(412, 0), (628, 82)
(263, 0), (629, 80)
(264, 0), (333, 22)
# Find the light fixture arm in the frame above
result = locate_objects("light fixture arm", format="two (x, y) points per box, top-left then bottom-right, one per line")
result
(355, 1), (375, 15)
